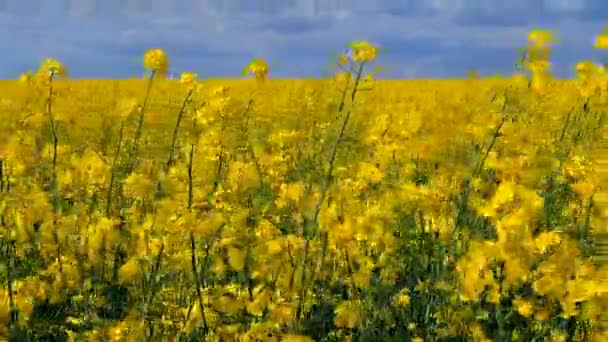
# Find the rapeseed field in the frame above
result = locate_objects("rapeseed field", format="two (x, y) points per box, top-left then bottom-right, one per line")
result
(0, 30), (607, 341)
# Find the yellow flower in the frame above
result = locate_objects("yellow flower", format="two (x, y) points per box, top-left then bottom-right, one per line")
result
(393, 288), (411, 306)
(265, 239), (283, 255)
(180, 71), (197, 86)
(38, 58), (67, 78)
(227, 247), (246, 272)
(115, 98), (140, 119)
(594, 33), (608, 49)
(334, 71), (352, 84)
(118, 259), (141, 284)
(245, 58), (269, 81)
(551, 331), (567, 342)
(534, 231), (561, 254)
(246, 291), (270, 317)
(571, 181), (597, 199)
(143, 48), (169, 76)
(334, 300), (362, 329)
(213, 85), (230, 97)
(576, 60), (596, 75)
(212, 292), (243, 316)
(589, 330), (608, 342)
(349, 41), (378, 62)
(269, 302), (294, 325)
(19, 70), (33, 84)
(282, 334), (314, 342)
(528, 29), (556, 48)
(513, 297), (534, 318)
(123, 172), (154, 200)
(470, 323), (492, 342)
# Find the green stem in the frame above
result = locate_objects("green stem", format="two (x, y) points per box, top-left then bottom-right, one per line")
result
(127, 70), (156, 173)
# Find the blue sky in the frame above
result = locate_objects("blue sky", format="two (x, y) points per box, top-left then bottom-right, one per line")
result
(1, 0), (607, 79)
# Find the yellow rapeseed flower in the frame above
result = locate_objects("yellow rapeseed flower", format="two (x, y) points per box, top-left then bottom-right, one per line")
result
(334, 71), (352, 84)
(19, 70), (33, 84)
(334, 300), (362, 329)
(123, 172), (154, 200)
(281, 335), (314, 342)
(528, 29), (556, 48)
(594, 33), (608, 49)
(143, 48), (169, 76)
(118, 258), (141, 284)
(349, 40), (378, 62)
(227, 246), (246, 271)
(575, 60), (596, 75)
(534, 231), (561, 254)
(179, 71), (197, 86)
(212, 85), (229, 97)
(265, 239), (283, 255)
(269, 302), (294, 325)
(513, 297), (534, 318)
(393, 288), (411, 306)
(245, 58), (269, 81)
(38, 58), (67, 78)
(115, 97), (140, 119)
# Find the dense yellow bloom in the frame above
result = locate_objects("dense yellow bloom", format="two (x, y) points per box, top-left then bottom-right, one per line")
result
(528, 29), (557, 48)
(245, 58), (269, 81)
(38, 58), (67, 78)
(576, 60), (596, 75)
(123, 172), (154, 200)
(180, 71), (197, 86)
(269, 302), (294, 325)
(115, 97), (140, 118)
(349, 40), (378, 62)
(534, 231), (561, 253)
(118, 258), (141, 284)
(143, 48), (169, 75)
(393, 288), (411, 306)
(594, 33), (608, 49)
(265, 239), (283, 255)
(334, 71), (352, 84)
(19, 70), (33, 84)
(513, 297), (534, 317)
(213, 85), (230, 97)
(212, 291), (243, 316)
(282, 335), (315, 342)
(334, 300), (362, 328)
(571, 180), (597, 199)
(227, 246), (246, 271)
